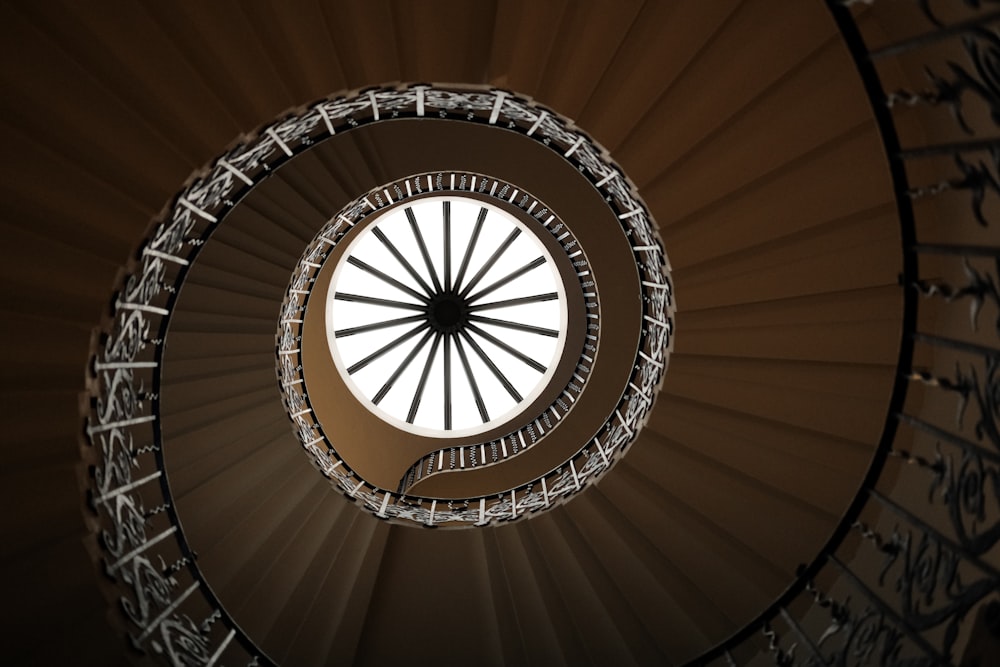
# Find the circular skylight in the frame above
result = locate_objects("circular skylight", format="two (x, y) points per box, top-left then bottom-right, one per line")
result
(326, 195), (568, 438)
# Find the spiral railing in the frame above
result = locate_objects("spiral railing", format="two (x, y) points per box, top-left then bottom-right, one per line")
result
(695, 2), (1000, 664)
(270, 88), (671, 523)
(80, 2), (998, 665)
(81, 84), (671, 663)
(278, 170), (610, 502)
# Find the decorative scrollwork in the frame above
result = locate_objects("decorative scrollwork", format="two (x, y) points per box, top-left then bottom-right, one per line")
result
(968, 354), (1000, 448)
(83, 85), (272, 661)
(153, 616), (212, 667)
(120, 555), (176, 630)
(702, 4), (1000, 666)
(912, 258), (1000, 334)
(762, 621), (798, 667)
(877, 527), (996, 659)
(909, 351), (1000, 450)
(936, 447), (1000, 555)
(804, 573), (937, 667)
(912, 151), (1000, 228)
(890, 26), (1000, 133)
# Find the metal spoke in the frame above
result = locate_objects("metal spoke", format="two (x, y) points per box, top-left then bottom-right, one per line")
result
(334, 292), (426, 311)
(443, 333), (452, 430)
(371, 226), (434, 297)
(466, 256), (546, 304)
(453, 333), (489, 423)
(467, 323), (547, 373)
(468, 314), (559, 338)
(334, 313), (426, 338)
(443, 201), (452, 292)
(372, 328), (435, 405)
(453, 206), (487, 293)
(346, 256), (429, 303)
(347, 323), (429, 374)
(405, 207), (442, 293)
(459, 330), (522, 403)
(459, 227), (522, 299)
(468, 292), (558, 312)
(407, 332), (442, 423)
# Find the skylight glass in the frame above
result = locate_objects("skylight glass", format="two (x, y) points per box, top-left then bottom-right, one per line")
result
(326, 196), (567, 437)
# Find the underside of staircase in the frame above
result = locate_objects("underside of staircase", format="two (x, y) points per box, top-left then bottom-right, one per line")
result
(2, 1), (998, 666)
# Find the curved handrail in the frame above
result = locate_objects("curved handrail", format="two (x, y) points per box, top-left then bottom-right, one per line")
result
(273, 87), (673, 525)
(82, 84), (672, 663)
(687, 2), (1000, 664)
(279, 170), (604, 498)
(79, 5), (1000, 662)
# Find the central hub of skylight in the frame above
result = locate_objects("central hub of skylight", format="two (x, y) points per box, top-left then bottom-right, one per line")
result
(427, 292), (467, 332)
(326, 195), (568, 438)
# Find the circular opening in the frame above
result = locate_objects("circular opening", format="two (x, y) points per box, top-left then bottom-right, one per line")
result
(326, 194), (569, 439)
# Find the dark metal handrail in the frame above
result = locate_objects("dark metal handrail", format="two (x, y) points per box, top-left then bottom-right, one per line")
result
(688, 2), (1000, 664)
(80, 3), (1000, 664)
(81, 85), (673, 664)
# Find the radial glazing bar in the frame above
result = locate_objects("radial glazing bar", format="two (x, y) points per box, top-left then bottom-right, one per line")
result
(443, 201), (452, 292)
(454, 333), (489, 423)
(346, 256), (429, 302)
(467, 255), (546, 303)
(334, 292), (426, 311)
(407, 333), (442, 423)
(405, 207), (443, 293)
(468, 314), (559, 337)
(443, 334), (453, 430)
(334, 313), (426, 338)
(468, 292), (558, 311)
(466, 323), (546, 373)
(460, 227), (522, 299)
(371, 226), (434, 297)
(453, 207), (487, 292)
(347, 323), (430, 374)
(459, 330), (522, 402)
(372, 329), (435, 405)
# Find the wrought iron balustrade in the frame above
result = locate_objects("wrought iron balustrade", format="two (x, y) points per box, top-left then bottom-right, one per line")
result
(79, 2), (1000, 664)
(81, 85), (670, 664)
(691, 2), (1000, 664)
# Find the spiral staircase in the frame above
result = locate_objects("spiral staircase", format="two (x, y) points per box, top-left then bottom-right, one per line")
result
(2, 1), (998, 665)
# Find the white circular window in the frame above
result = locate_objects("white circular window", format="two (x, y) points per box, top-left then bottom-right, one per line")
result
(326, 195), (569, 437)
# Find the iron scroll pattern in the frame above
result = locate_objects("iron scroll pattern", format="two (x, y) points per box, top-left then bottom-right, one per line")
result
(691, 3), (1000, 667)
(82, 85), (671, 663)
(83, 209), (268, 662)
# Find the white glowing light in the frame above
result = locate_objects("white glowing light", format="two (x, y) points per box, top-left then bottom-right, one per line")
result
(327, 196), (567, 437)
